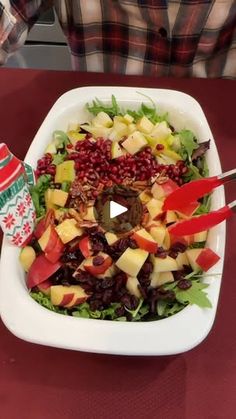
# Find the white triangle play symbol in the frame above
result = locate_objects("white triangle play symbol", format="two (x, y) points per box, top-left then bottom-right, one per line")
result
(110, 201), (127, 219)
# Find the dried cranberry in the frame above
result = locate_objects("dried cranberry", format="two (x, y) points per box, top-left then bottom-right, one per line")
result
(93, 255), (104, 266)
(177, 279), (192, 290)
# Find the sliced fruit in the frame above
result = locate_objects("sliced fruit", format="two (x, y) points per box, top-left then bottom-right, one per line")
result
(136, 116), (154, 134)
(27, 254), (62, 289)
(83, 206), (96, 221)
(115, 247), (149, 277)
(149, 225), (166, 246)
(84, 252), (113, 276)
(92, 111), (113, 127)
(55, 219), (83, 244)
(19, 246), (36, 272)
(50, 285), (88, 307)
(185, 249), (202, 271)
(78, 236), (93, 258)
(37, 279), (52, 296)
(105, 232), (119, 245)
(55, 160), (75, 183)
(50, 189), (68, 207)
(132, 228), (158, 253)
(139, 189), (152, 204)
(175, 201), (200, 219)
(126, 276), (141, 298)
(111, 141), (124, 159)
(150, 271), (174, 288)
(151, 179), (179, 200)
(194, 230), (208, 243)
(151, 254), (178, 272)
(67, 131), (86, 146)
(175, 252), (190, 270)
(146, 198), (163, 220)
(45, 189), (56, 210)
(165, 210), (178, 224)
(122, 131), (148, 155)
(149, 121), (171, 141)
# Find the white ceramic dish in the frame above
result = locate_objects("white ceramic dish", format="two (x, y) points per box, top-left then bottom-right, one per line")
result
(0, 87), (225, 355)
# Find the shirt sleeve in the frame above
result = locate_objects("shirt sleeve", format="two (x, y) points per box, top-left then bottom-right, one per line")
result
(0, 1), (52, 65)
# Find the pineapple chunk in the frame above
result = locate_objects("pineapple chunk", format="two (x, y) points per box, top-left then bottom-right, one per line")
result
(115, 247), (149, 277)
(122, 131), (148, 155)
(151, 254), (178, 272)
(109, 120), (128, 141)
(149, 225), (166, 246)
(111, 141), (124, 159)
(67, 131), (86, 146)
(83, 206), (96, 221)
(55, 161), (75, 183)
(55, 219), (83, 244)
(136, 116), (154, 134)
(123, 114), (134, 124)
(176, 252), (190, 270)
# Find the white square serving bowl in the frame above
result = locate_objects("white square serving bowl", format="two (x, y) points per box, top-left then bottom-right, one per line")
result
(0, 86), (225, 355)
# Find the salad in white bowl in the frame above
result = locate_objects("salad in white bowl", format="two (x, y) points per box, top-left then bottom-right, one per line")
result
(19, 94), (220, 322)
(0, 87), (225, 355)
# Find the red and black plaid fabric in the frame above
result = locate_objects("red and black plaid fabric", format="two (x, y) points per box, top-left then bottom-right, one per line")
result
(0, 0), (235, 78)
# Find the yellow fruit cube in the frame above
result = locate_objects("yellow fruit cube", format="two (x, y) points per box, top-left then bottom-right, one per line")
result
(55, 219), (83, 244)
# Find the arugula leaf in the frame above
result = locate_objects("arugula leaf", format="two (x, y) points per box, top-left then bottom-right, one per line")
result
(125, 298), (149, 321)
(178, 129), (198, 162)
(175, 281), (212, 308)
(30, 291), (68, 315)
(157, 300), (186, 317)
(30, 174), (51, 217)
(86, 95), (120, 117)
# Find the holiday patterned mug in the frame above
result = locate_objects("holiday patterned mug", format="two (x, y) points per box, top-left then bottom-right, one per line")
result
(0, 143), (36, 246)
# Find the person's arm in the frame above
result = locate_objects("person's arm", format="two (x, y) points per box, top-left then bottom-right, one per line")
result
(0, 0), (53, 65)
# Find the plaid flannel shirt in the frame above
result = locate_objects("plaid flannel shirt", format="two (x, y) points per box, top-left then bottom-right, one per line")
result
(0, 0), (235, 78)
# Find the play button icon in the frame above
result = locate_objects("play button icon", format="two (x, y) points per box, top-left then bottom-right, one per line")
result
(110, 201), (128, 219)
(94, 185), (143, 234)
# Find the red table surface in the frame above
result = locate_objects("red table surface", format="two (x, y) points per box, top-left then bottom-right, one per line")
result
(0, 68), (235, 419)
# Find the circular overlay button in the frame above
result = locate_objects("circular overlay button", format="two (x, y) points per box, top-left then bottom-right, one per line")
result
(94, 185), (143, 234)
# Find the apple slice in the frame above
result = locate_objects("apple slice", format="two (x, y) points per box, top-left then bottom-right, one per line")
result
(27, 254), (62, 289)
(175, 252), (190, 269)
(19, 246), (36, 272)
(37, 279), (52, 296)
(105, 232), (119, 245)
(139, 189), (152, 204)
(55, 218), (83, 244)
(132, 228), (158, 253)
(165, 210), (178, 225)
(50, 285), (88, 307)
(84, 252), (113, 276)
(146, 198), (163, 220)
(115, 247), (149, 277)
(193, 230), (208, 243)
(79, 236), (93, 258)
(122, 131), (148, 155)
(151, 254), (178, 272)
(151, 179), (179, 200)
(126, 277), (142, 298)
(176, 201), (200, 219)
(149, 225), (166, 246)
(150, 271), (174, 288)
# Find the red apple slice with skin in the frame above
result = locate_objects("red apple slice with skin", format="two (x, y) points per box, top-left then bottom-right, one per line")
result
(79, 236), (93, 258)
(151, 179), (179, 200)
(84, 253), (113, 276)
(175, 201), (200, 219)
(37, 279), (52, 296)
(132, 228), (158, 253)
(50, 285), (88, 307)
(38, 224), (58, 253)
(45, 236), (64, 263)
(27, 254), (62, 289)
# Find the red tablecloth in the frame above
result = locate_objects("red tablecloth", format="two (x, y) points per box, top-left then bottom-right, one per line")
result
(0, 68), (235, 419)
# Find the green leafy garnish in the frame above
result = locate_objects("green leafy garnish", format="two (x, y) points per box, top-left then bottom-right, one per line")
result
(30, 291), (68, 315)
(52, 152), (67, 165)
(175, 281), (212, 308)
(86, 95), (120, 117)
(157, 300), (186, 317)
(30, 174), (51, 217)
(178, 129), (198, 162)
(126, 103), (168, 124)
(72, 302), (122, 320)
